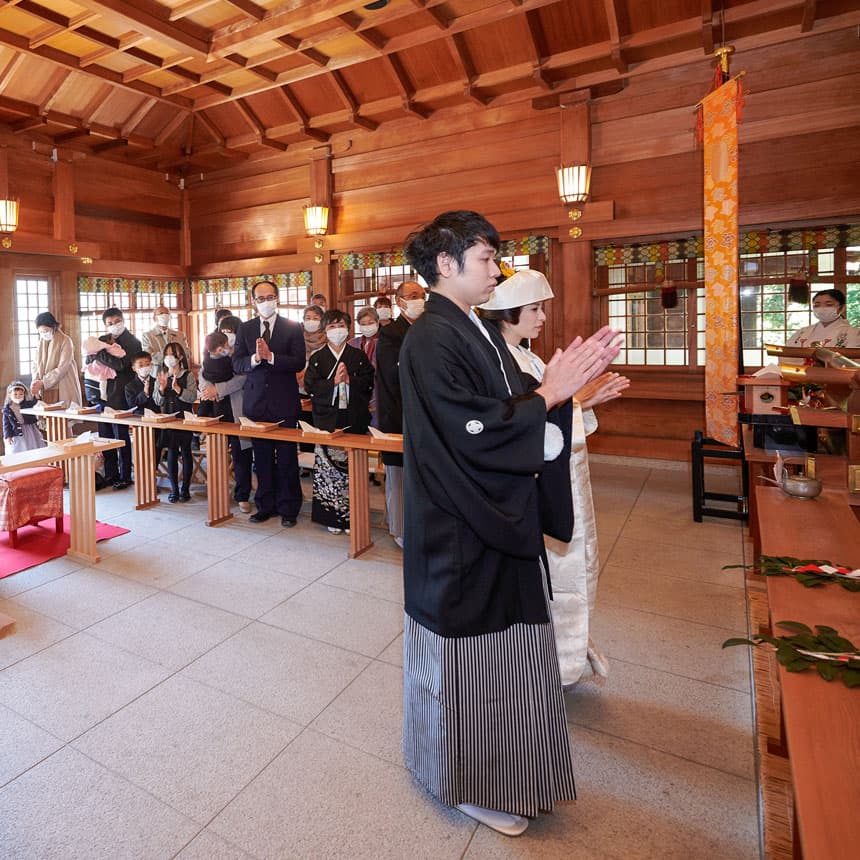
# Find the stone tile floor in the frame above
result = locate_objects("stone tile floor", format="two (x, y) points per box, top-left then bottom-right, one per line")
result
(0, 459), (759, 859)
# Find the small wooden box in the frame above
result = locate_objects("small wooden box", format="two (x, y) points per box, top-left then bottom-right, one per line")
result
(738, 376), (792, 415)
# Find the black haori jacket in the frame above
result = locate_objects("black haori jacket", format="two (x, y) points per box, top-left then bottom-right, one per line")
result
(400, 291), (569, 638)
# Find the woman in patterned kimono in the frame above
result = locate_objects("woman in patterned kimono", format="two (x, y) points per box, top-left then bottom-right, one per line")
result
(479, 270), (629, 687)
(303, 309), (374, 534)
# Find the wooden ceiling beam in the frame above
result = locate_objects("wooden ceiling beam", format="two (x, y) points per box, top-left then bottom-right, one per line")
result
(92, 138), (129, 154)
(168, 0), (218, 21)
(337, 13), (388, 52)
(28, 12), (100, 50)
(224, 0), (266, 22)
(523, 9), (549, 63)
(11, 115), (48, 133)
(384, 53), (432, 119)
(603, 0), (628, 73)
(194, 110), (224, 144)
(702, 0), (717, 54)
(122, 54), (194, 83)
(327, 69), (378, 131)
(0, 53), (26, 94)
(276, 86), (330, 143)
(54, 128), (92, 144)
(70, 0), (211, 58)
(121, 96), (158, 136)
(277, 35), (329, 68)
(0, 26), (194, 109)
(154, 111), (189, 146)
(38, 70), (73, 113)
(801, 0), (816, 32)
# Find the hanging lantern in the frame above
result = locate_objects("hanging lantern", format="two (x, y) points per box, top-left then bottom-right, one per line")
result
(303, 205), (329, 236)
(0, 198), (19, 233)
(555, 165), (592, 204)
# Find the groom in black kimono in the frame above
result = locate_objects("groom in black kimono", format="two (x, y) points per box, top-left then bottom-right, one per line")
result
(399, 210), (620, 837)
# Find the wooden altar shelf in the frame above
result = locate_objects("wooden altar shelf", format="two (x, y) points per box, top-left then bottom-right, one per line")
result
(749, 483), (860, 860)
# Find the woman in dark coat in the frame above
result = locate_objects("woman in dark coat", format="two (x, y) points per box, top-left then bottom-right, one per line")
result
(303, 309), (374, 533)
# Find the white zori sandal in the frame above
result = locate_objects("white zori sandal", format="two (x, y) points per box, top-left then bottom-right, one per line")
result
(456, 803), (529, 836)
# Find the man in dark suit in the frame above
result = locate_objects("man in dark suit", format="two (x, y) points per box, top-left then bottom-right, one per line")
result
(375, 279), (426, 547)
(232, 281), (305, 527)
(89, 307), (141, 490)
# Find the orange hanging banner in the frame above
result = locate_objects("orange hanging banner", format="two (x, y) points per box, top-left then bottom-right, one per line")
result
(702, 79), (740, 447)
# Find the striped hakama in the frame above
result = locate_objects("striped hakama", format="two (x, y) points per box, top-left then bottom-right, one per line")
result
(402, 600), (576, 817)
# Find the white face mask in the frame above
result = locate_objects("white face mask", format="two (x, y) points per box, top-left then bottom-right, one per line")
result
(359, 323), (379, 338)
(812, 306), (840, 324)
(377, 307), (392, 321)
(327, 327), (349, 347)
(39, 330), (54, 342)
(163, 355), (179, 369)
(156, 314), (170, 328)
(11, 393), (25, 404)
(107, 322), (125, 337)
(403, 298), (425, 319)
(303, 319), (321, 334)
(224, 332), (236, 347)
(257, 300), (278, 319)
(137, 367), (152, 380)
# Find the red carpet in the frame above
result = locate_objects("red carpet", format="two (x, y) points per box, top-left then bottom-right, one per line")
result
(0, 516), (130, 578)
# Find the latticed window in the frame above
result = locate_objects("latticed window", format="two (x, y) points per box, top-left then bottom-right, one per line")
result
(339, 250), (419, 332)
(190, 273), (312, 352)
(594, 226), (860, 369)
(77, 278), (184, 356)
(14, 275), (52, 379)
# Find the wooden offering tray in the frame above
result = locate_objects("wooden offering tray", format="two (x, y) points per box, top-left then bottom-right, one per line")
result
(183, 415), (223, 426)
(238, 418), (281, 432)
(35, 400), (66, 411)
(142, 411), (180, 424)
(66, 405), (100, 415)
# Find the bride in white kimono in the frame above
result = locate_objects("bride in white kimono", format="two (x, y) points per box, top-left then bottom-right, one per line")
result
(479, 270), (629, 687)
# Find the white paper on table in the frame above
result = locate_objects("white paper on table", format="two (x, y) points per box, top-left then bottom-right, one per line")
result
(298, 420), (332, 435)
(71, 431), (97, 445)
(144, 409), (179, 420)
(36, 400), (65, 410)
(69, 401), (81, 411)
(368, 426), (403, 441)
(104, 407), (136, 417)
(239, 416), (265, 429)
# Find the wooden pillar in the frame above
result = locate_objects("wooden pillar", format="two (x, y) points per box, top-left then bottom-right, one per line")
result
(309, 145), (333, 305)
(180, 188), (191, 269)
(557, 98), (595, 343)
(53, 160), (75, 242)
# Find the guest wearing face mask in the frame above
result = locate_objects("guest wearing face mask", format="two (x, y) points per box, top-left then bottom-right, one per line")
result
(124, 352), (159, 415)
(141, 305), (190, 373)
(304, 310), (374, 534)
(153, 342), (197, 503)
(88, 308), (141, 490)
(348, 306), (381, 429)
(376, 280), (426, 548)
(374, 295), (393, 327)
(311, 293), (328, 311)
(30, 311), (82, 408)
(786, 288), (860, 349)
(301, 305), (327, 360)
(3, 381), (46, 455)
(198, 317), (254, 513)
(213, 308), (233, 330)
(233, 281), (305, 527)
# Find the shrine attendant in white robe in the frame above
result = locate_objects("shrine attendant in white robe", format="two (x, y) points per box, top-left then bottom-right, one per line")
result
(399, 211), (621, 838)
(787, 288), (860, 349)
(303, 309), (374, 534)
(478, 270), (629, 687)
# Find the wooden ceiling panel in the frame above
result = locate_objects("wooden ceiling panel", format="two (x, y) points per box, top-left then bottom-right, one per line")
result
(397, 41), (460, 90)
(0, 0), (853, 173)
(458, 17), (541, 73)
(622, 0), (700, 34)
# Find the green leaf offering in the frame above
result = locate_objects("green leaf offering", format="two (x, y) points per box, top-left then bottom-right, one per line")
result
(724, 556), (860, 592)
(723, 620), (860, 689)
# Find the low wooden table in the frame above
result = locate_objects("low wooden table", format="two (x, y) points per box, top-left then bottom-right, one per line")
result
(24, 408), (404, 559)
(0, 438), (125, 564)
(754, 484), (860, 860)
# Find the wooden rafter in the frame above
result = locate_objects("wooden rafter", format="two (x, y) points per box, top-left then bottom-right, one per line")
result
(168, 0), (218, 22)
(328, 70), (378, 131)
(337, 13), (387, 52)
(194, 110), (224, 144)
(234, 98), (287, 151)
(79, 83), (114, 124)
(277, 35), (329, 68)
(38, 70), (73, 113)
(0, 26), (194, 109)
(121, 96), (158, 136)
(384, 53), (431, 119)
(603, 0), (628, 73)
(224, 0), (266, 22)
(154, 111), (189, 146)
(276, 86), (330, 143)
(92, 138), (128, 154)
(801, 0), (817, 32)
(0, 53), (26, 94)
(446, 33), (489, 106)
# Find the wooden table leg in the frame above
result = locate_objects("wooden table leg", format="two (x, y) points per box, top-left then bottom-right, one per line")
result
(66, 451), (100, 564)
(44, 414), (69, 481)
(206, 432), (232, 526)
(130, 424), (159, 510)
(348, 447), (372, 558)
